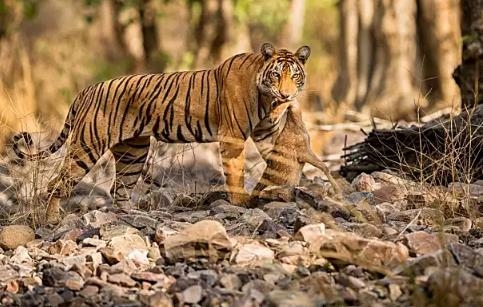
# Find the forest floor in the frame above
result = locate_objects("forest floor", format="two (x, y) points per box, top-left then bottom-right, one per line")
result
(0, 163), (482, 306)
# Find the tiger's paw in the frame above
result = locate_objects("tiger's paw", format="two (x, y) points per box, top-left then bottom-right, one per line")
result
(229, 192), (252, 207)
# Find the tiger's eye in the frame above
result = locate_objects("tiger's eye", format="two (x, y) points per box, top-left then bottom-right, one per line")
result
(292, 73), (300, 79)
(271, 71), (280, 79)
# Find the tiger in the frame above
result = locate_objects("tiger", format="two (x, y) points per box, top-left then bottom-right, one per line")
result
(12, 43), (311, 223)
(252, 101), (340, 198)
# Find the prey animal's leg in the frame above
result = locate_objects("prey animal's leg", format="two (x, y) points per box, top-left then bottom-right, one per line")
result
(110, 137), (151, 208)
(301, 152), (341, 195)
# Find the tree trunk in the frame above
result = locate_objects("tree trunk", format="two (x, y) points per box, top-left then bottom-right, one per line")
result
(138, 0), (159, 65)
(363, 0), (419, 119)
(333, 0), (461, 120)
(417, 0), (461, 109)
(192, 0), (232, 68)
(99, 0), (128, 60)
(280, 0), (306, 48)
(331, 0), (359, 107)
(453, 0), (483, 108)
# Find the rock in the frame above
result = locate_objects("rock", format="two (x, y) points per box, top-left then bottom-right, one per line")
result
(108, 233), (148, 260)
(235, 243), (275, 264)
(345, 223), (383, 238)
(85, 277), (126, 297)
(0, 265), (19, 283)
(475, 217), (483, 229)
(311, 229), (409, 273)
(148, 242), (162, 261)
(259, 185), (295, 202)
(344, 192), (375, 205)
(444, 217), (472, 232)
(99, 247), (124, 265)
(108, 273), (137, 287)
(447, 243), (483, 272)
(295, 185), (328, 208)
(351, 173), (379, 192)
(43, 266), (84, 290)
(139, 190), (173, 210)
(45, 292), (65, 306)
(427, 267), (483, 306)
(154, 225), (179, 245)
(294, 223), (326, 244)
(64, 273), (85, 291)
(173, 210), (211, 223)
(82, 238), (107, 248)
(131, 271), (170, 284)
(448, 182), (483, 197)
(299, 272), (341, 304)
(401, 250), (454, 276)
(87, 251), (103, 268)
(219, 274), (242, 290)
(5, 280), (19, 294)
(140, 291), (173, 307)
(241, 279), (274, 294)
(187, 270), (218, 287)
(387, 208), (444, 224)
(263, 202), (299, 225)
(129, 249), (150, 266)
(10, 246), (32, 264)
(278, 241), (306, 258)
(242, 209), (272, 228)
(83, 210), (118, 227)
(120, 214), (159, 229)
(210, 200), (247, 215)
(266, 290), (316, 307)
(182, 285), (202, 304)
(59, 228), (86, 242)
(373, 184), (407, 204)
(78, 285), (99, 298)
(347, 276), (365, 289)
(0, 225), (34, 250)
(404, 231), (443, 256)
(376, 202), (402, 222)
(61, 255), (87, 271)
(48, 239), (78, 256)
(164, 220), (232, 262)
(372, 171), (415, 186)
(100, 223), (140, 241)
(388, 284), (402, 301)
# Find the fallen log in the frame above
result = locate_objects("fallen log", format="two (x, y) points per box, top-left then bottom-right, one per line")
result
(340, 105), (483, 185)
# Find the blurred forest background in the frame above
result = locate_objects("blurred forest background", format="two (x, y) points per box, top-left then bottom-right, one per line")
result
(0, 0), (462, 153)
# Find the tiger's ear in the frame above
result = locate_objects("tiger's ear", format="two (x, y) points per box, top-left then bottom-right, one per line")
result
(295, 46), (311, 64)
(261, 43), (275, 60)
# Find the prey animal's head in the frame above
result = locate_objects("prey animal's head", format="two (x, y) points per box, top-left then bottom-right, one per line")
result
(256, 43), (311, 102)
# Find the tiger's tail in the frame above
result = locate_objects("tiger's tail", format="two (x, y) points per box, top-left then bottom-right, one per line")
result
(12, 104), (75, 160)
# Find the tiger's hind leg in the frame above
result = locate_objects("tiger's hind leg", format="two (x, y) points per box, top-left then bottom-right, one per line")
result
(110, 136), (151, 209)
(46, 144), (102, 223)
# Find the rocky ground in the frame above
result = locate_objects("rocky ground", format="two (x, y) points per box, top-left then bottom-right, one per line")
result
(0, 170), (482, 306)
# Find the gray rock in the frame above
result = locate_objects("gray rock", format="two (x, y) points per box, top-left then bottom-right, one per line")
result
(83, 210), (118, 228)
(182, 285), (203, 304)
(266, 290), (317, 307)
(242, 208), (272, 228)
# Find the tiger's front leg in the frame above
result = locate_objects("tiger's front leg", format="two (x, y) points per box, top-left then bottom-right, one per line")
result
(220, 140), (250, 206)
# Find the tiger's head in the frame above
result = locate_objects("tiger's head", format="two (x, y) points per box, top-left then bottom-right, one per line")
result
(256, 43), (311, 103)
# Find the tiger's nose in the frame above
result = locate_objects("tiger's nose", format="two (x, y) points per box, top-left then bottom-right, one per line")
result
(280, 92), (290, 99)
